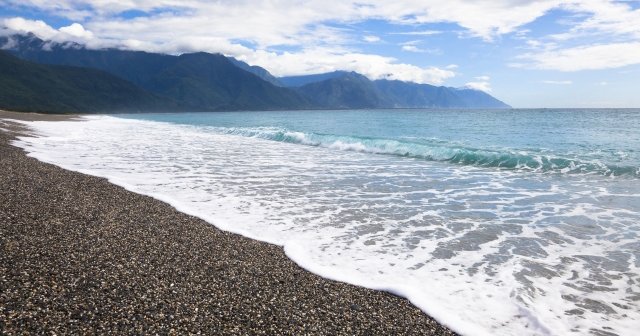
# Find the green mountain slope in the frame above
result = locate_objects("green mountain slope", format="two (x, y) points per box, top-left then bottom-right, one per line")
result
(229, 58), (283, 86)
(0, 51), (172, 113)
(279, 71), (349, 87)
(147, 53), (309, 110)
(1, 33), (510, 111)
(295, 72), (389, 108)
(4, 34), (309, 111)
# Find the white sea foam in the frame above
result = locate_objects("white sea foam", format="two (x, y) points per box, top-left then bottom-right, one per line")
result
(12, 115), (640, 336)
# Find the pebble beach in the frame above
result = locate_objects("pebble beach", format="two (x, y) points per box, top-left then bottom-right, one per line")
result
(0, 111), (456, 335)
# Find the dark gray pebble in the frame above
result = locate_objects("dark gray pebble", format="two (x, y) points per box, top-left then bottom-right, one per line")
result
(1, 113), (457, 335)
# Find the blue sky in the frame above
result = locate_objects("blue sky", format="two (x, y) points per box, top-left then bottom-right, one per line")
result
(1, 0), (639, 108)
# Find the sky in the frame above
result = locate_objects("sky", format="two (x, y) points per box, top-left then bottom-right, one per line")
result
(1, 0), (639, 108)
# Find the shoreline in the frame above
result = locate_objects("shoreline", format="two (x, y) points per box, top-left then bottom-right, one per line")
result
(0, 111), (456, 335)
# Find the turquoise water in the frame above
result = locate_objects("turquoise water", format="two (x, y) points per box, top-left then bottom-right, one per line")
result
(15, 109), (640, 336)
(120, 109), (640, 177)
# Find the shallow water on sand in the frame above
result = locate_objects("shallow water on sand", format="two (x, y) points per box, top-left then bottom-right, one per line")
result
(14, 109), (640, 336)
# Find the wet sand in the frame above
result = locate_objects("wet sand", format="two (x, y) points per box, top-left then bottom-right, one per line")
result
(0, 110), (456, 335)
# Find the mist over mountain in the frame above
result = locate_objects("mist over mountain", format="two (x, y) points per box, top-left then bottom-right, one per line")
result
(0, 33), (510, 113)
(290, 72), (510, 109)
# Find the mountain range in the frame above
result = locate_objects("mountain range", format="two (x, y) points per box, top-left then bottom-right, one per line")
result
(0, 51), (172, 113)
(0, 33), (510, 113)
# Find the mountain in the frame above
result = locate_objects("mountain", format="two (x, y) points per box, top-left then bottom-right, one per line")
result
(373, 80), (510, 109)
(295, 72), (389, 109)
(279, 71), (350, 87)
(229, 58), (282, 86)
(288, 71), (510, 109)
(138, 52), (309, 111)
(0, 33), (510, 112)
(2, 33), (309, 111)
(450, 87), (511, 109)
(0, 51), (172, 113)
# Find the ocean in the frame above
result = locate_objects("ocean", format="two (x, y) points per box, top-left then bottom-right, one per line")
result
(14, 109), (640, 336)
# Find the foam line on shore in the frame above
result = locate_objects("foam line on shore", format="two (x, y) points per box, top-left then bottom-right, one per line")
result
(9, 114), (640, 336)
(1, 114), (457, 335)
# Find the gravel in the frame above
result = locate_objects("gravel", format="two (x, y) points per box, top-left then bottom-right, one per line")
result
(0, 111), (457, 335)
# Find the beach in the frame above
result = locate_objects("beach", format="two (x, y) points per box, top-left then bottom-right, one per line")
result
(0, 110), (456, 335)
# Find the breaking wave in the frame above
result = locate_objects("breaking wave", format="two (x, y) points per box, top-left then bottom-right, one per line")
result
(209, 126), (639, 177)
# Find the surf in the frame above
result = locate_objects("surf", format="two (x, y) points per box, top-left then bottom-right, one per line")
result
(206, 125), (640, 177)
(13, 110), (640, 336)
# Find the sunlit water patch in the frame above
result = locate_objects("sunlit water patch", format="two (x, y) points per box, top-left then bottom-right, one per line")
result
(13, 110), (640, 336)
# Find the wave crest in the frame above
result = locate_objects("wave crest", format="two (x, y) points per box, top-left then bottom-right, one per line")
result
(208, 126), (639, 177)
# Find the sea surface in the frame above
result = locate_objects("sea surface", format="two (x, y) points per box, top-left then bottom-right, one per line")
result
(14, 109), (640, 336)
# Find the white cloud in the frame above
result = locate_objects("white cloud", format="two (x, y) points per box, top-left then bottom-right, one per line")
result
(243, 47), (455, 85)
(363, 35), (380, 42)
(513, 1), (640, 72)
(117, 36), (255, 57)
(366, 0), (563, 41)
(0, 15), (455, 84)
(8, 0), (640, 84)
(465, 76), (492, 92)
(7, 0), (637, 46)
(557, 0), (640, 40)
(399, 39), (440, 54)
(401, 45), (422, 52)
(464, 81), (491, 92)
(1, 18), (99, 46)
(541, 80), (572, 85)
(59, 23), (94, 39)
(5, 1), (361, 49)
(518, 42), (640, 71)
(3, 0), (566, 44)
(2, 17), (59, 40)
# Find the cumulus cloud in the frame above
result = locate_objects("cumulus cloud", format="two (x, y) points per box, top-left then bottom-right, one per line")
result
(59, 23), (94, 39)
(513, 1), (640, 71)
(243, 48), (455, 84)
(557, 1), (640, 39)
(465, 76), (492, 92)
(4, 0), (639, 83)
(3, 0), (566, 45)
(365, 0), (562, 41)
(0, 14), (458, 84)
(5, 0), (636, 45)
(1, 17), (101, 47)
(0, 16), (454, 84)
(2, 17), (59, 39)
